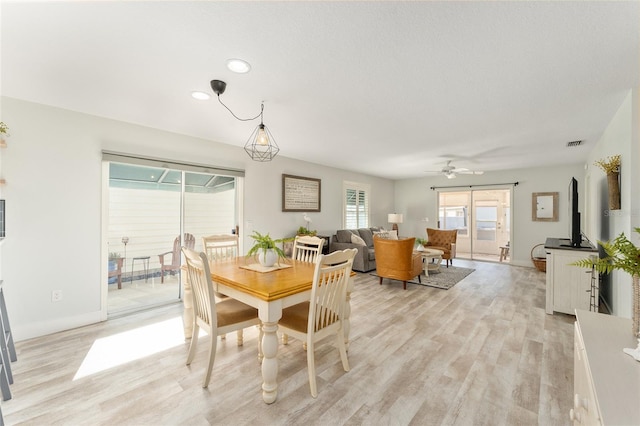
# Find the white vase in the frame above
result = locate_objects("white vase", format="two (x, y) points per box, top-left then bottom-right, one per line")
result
(258, 249), (278, 267)
(416, 245), (425, 252)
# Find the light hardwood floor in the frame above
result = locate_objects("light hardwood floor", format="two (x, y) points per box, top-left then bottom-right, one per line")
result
(3, 259), (575, 425)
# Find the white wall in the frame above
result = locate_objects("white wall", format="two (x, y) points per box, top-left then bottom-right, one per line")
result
(394, 164), (585, 267)
(1, 97), (394, 341)
(108, 186), (237, 269)
(584, 89), (639, 317)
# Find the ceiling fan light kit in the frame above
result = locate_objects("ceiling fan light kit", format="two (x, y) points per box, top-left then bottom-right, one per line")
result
(426, 160), (484, 178)
(210, 79), (279, 162)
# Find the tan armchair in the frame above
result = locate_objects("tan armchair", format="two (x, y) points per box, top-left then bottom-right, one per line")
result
(426, 228), (457, 267)
(373, 236), (422, 290)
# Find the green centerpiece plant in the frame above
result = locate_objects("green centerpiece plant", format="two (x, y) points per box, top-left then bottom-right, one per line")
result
(247, 231), (290, 266)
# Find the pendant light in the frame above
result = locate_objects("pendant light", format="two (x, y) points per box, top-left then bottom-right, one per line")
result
(210, 79), (280, 162)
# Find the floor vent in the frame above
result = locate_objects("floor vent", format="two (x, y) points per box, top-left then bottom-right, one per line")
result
(566, 140), (582, 147)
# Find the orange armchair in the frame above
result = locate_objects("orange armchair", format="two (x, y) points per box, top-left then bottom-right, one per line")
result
(426, 228), (457, 267)
(373, 236), (423, 290)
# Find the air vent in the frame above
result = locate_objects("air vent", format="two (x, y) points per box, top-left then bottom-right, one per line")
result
(566, 140), (583, 147)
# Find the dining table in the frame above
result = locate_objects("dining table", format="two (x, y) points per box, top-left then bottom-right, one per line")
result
(181, 255), (355, 404)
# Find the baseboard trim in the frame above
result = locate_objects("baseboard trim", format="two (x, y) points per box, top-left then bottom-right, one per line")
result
(14, 310), (103, 342)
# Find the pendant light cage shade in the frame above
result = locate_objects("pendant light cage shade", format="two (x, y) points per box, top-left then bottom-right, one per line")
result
(244, 123), (280, 162)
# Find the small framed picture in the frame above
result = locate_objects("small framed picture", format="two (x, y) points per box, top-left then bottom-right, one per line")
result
(532, 192), (558, 221)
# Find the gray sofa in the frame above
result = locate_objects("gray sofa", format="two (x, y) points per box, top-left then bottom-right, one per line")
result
(329, 227), (379, 272)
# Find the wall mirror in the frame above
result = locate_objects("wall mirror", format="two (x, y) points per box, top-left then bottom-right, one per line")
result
(532, 192), (558, 221)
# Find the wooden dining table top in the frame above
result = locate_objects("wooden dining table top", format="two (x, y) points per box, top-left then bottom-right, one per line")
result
(210, 256), (318, 302)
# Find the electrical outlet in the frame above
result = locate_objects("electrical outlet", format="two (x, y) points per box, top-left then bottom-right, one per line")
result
(51, 290), (63, 302)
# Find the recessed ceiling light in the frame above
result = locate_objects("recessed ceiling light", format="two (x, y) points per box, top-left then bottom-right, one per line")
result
(226, 58), (251, 74)
(191, 91), (211, 100)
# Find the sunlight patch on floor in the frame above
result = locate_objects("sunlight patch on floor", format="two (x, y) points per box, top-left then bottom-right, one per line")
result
(74, 316), (185, 380)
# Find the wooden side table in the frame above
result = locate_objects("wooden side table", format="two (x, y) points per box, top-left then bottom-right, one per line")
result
(131, 256), (150, 283)
(316, 235), (331, 255)
(419, 248), (444, 276)
(499, 246), (510, 262)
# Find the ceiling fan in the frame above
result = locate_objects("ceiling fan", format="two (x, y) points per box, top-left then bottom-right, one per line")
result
(425, 161), (484, 179)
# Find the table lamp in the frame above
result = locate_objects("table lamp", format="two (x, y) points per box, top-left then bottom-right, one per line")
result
(387, 213), (403, 233)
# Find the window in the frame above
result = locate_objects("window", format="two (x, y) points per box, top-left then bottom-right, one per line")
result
(475, 205), (497, 241)
(343, 182), (370, 229)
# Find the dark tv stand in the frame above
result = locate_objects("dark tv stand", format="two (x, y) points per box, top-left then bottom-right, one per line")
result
(554, 238), (594, 250)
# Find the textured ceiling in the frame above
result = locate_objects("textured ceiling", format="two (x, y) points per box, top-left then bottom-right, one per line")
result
(1, 1), (638, 179)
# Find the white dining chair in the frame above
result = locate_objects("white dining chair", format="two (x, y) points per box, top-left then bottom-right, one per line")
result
(202, 234), (239, 264)
(182, 247), (261, 388)
(282, 235), (326, 345)
(277, 248), (357, 397)
(202, 234), (249, 343)
(291, 235), (324, 263)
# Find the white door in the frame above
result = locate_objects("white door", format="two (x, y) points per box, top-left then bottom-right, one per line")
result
(438, 188), (511, 261)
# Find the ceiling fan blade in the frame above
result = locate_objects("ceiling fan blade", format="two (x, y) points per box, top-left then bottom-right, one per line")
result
(456, 169), (484, 175)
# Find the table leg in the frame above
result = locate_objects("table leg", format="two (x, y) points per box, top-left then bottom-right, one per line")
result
(434, 255), (442, 272)
(343, 275), (354, 351)
(261, 321), (279, 404)
(181, 269), (193, 340)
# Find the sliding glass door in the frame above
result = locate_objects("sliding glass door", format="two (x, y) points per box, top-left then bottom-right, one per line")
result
(106, 161), (240, 316)
(438, 188), (511, 262)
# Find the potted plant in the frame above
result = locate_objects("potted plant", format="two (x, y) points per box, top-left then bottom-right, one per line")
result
(247, 231), (290, 267)
(415, 237), (428, 252)
(594, 154), (621, 210)
(108, 252), (122, 284)
(572, 228), (640, 354)
(0, 122), (9, 146)
(296, 226), (317, 236)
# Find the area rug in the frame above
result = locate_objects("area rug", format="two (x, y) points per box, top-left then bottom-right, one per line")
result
(369, 266), (475, 290)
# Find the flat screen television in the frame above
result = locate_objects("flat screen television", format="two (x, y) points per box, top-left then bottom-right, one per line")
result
(569, 177), (581, 247)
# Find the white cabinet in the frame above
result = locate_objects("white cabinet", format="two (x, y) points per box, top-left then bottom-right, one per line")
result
(572, 310), (640, 425)
(545, 242), (596, 315)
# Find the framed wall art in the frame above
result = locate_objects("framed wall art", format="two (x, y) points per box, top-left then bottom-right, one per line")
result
(532, 192), (558, 222)
(282, 174), (321, 212)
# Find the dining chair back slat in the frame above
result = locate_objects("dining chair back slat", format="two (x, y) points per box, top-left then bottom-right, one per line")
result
(292, 235), (324, 263)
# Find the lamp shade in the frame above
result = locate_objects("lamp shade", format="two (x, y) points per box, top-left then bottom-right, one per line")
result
(387, 213), (403, 224)
(244, 123), (279, 162)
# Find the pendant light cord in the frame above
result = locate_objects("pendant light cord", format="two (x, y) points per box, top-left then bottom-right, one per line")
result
(217, 95), (264, 122)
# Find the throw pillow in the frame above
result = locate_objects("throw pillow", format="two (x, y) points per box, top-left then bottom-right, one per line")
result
(373, 231), (389, 239)
(351, 234), (366, 245)
(388, 230), (398, 240)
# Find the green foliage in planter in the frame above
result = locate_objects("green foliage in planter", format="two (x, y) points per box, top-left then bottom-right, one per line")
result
(246, 231), (291, 260)
(0, 122), (8, 135)
(108, 252), (121, 260)
(572, 228), (640, 277)
(415, 237), (428, 246)
(296, 226), (317, 236)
